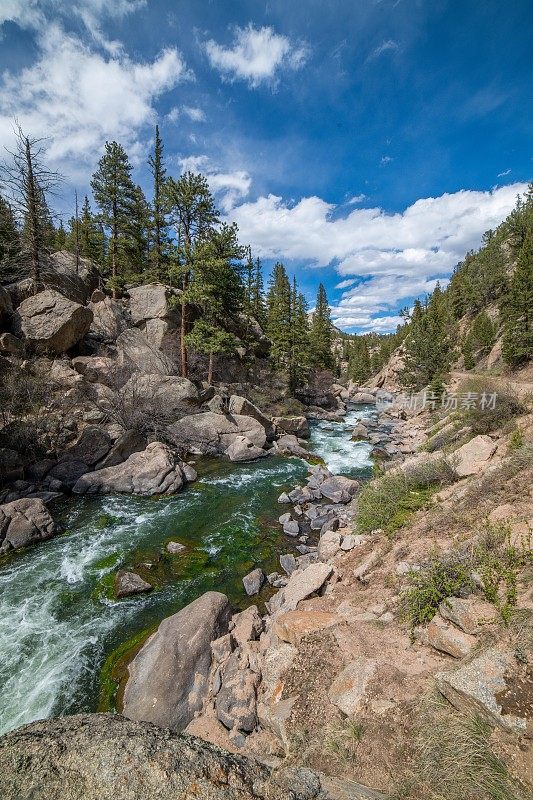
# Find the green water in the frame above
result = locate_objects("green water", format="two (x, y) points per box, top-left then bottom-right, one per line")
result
(0, 410), (374, 735)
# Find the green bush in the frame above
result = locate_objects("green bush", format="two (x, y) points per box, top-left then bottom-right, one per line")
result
(474, 524), (532, 624)
(457, 377), (524, 435)
(400, 552), (474, 628)
(356, 458), (455, 536)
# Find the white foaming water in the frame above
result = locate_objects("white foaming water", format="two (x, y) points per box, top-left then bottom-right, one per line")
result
(0, 406), (374, 736)
(309, 406), (374, 475)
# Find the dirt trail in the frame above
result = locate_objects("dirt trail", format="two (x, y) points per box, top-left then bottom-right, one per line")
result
(450, 369), (533, 398)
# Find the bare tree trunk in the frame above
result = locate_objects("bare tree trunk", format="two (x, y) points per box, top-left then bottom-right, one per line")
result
(180, 292), (188, 377)
(25, 137), (40, 292)
(112, 202), (117, 300)
(208, 352), (213, 385)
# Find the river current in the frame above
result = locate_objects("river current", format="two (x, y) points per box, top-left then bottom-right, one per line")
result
(0, 406), (374, 735)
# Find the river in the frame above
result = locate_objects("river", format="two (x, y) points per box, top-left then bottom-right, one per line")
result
(0, 406), (374, 736)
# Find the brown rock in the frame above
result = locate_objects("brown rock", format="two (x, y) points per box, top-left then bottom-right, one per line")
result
(427, 615), (477, 658)
(328, 657), (378, 716)
(273, 610), (339, 646)
(453, 435), (497, 478)
(114, 570), (152, 598)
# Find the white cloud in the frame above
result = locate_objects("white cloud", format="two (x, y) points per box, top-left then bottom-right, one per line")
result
(347, 194), (366, 204)
(204, 24), (308, 87)
(369, 39), (399, 60)
(230, 182), (528, 331)
(168, 105), (206, 123)
(0, 22), (191, 175)
(178, 154), (251, 212)
(380, 155), (393, 165)
(497, 168), (511, 177)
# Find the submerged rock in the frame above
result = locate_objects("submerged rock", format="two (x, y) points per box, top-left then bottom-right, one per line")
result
(114, 570), (152, 598)
(123, 591), (232, 731)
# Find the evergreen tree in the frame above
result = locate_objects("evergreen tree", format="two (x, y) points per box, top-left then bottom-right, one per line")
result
(54, 220), (67, 251)
(348, 336), (371, 384)
(91, 141), (137, 295)
(124, 184), (151, 279)
(165, 171), (219, 377)
(289, 276), (310, 393)
(252, 258), (266, 326)
(462, 335), (475, 370)
(78, 196), (105, 264)
(501, 232), (533, 366)
(266, 262), (292, 369)
(471, 311), (496, 354)
(400, 288), (453, 389)
(309, 283), (334, 370)
(185, 222), (244, 383)
(0, 194), (21, 281)
(148, 125), (169, 278)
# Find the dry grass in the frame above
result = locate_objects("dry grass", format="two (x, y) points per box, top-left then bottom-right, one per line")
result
(389, 694), (529, 800)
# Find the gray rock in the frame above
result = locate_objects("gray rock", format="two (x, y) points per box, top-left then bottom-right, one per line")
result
(65, 426), (112, 466)
(278, 492), (291, 503)
(272, 415), (310, 439)
(0, 713), (324, 799)
(319, 475), (359, 504)
(0, 497), (56, 552)
(276, 563), (333, 613)
(16, 289), (93, 354)
(318, 530), (342, 562)
(96, 429), (147, 469)
(123, 591), (232, 731)
(280, 553), (297, 575)
(274, 434), (309, 458)
(0, 285), (13, 320)
(242, 568), (265, 596)
(228, 395), (274, 438)
(0, 448), (24, 481)
(169, 412), (267, 456)
(216, 650), (258, 733)
(283, 519), (300, 537)
(47, 458), (90, 489)
(122, 373), (199, 416)
(279, 512), (291, 524)
(116, 328), (174, 375)
(88, 295), (127, 342)
(0, 332), (24, 355)
(73, 442), (189, 496)
(114, 570), (152, 598)
(231, 606), (263, 647)
(225, 435), (268, 462)
(166, 541), (186, 554)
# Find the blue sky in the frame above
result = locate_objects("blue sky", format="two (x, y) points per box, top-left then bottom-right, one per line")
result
(0, 0), (531, 331)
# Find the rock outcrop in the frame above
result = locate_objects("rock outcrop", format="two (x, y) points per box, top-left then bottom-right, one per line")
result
(0, 713), (327, 800)
(16, 289), (93, 354)
(116, 328), (174, 375)
(0, 497), (56, 552)
(169, 412), (267, 455)
(73, 442), (195, 496)
(123, 591), (232, 730)
(127, 283), (179, 348)
(122, 373), (199, 415)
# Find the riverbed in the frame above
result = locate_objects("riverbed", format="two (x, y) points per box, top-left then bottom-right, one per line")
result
(0, 406), (374, 735)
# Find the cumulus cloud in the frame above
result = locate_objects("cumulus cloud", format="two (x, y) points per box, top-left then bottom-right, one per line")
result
(0, 22), (191, 175)
(230, 182), (528, 331)
(178, 155), (251, 212)
(204, 24), (308, 87)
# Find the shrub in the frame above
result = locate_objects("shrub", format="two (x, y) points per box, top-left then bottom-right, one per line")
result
(474, 524), (532, 624)
(457, 376), (524, 435)
(356, 458), (455, 536)
(400, 551), (474, 628)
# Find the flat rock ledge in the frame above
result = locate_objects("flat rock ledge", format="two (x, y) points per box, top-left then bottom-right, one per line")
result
(0, 713), (328, 800)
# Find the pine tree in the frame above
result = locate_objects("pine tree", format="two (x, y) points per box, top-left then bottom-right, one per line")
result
(348, 336), (371, 384)
(185, 222), (244, 383)
(78, 196), (105, 264)
(124, 184), (151, 279)
(0, 124), (62, 290)
(0, 194), (21, 281)
(462, 335), (475, 370)
(252, 258), (266, 326)
(502, 232), (533, 366)
(288, 276), (310, 393)
(148, 125), (169, 278)
(309, 283), (334, 370)
(400, 287), (453, 389)
(54, 220), (67, 251)
(471, 310), (496, 354)
(91, 140), (137, 296)
(266, 262), (292, 369)
(165, 171), (219, 377)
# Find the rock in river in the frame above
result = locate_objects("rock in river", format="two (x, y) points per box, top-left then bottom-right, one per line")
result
(122, 591), (232, 731)
(114, 570), (152, 598)
(0, 498), (57, 552)
(73, 442), (194, 496)
(243, 568), (266, 596)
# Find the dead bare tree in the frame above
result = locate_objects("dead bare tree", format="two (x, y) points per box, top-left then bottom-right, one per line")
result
(0, 121), (63, 291)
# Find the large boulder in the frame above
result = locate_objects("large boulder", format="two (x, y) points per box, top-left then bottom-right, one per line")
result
(169, 412), (267, 456)
(453, 435), (497, 478)
(116, 328), (174, 376)
(65, 426), (113, 466)
(71, 355), (115, 384)
(0, 714), (326, 800)
(228, 395), (274, 438)
(122, 373), (199, 416)
(73, 442), (194, 496)
(96, 429), (147, 469)
(272, 416), (310, 439)
(123, 591), (232, 730)
(0, 497), (56, 552)
(318, 475), (359, 503)
(87, 294), (127, 342)
(225, 436), (268, 462)
(16, 290), (93, 354)
(128, 284), (179, 348)
(44, 250), (99, 303)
